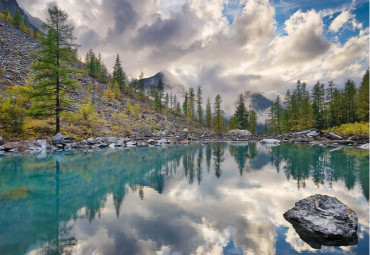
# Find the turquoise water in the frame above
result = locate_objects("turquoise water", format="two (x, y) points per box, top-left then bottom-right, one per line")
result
(0, 143), (368, 255)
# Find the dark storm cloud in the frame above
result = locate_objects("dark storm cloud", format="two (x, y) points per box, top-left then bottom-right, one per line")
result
(107, 0), (138, 37)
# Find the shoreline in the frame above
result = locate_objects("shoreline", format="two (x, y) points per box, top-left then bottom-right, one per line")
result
(0, 131), (368, 157)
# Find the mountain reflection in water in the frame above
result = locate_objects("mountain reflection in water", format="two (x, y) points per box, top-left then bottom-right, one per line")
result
(0, 143), (368, 255)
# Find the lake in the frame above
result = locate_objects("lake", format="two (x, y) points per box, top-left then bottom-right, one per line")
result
(0, 143), (368, 255)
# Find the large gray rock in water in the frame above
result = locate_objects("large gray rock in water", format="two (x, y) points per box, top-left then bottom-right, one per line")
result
(284, 194), (358, 248)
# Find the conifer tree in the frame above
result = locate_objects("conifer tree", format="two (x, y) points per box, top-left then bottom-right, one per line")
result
(183, 92), (188, 117)
(212, 95), (224, 133)
(30, 6), (78, 134)
(173, 94), (178, 110)
(112, 54), (126, 92)
(249, 108), (257, 134)
(175, 102), (181, 115)
(234, 94), (248, 129)
(12, 9), (21, 28)
(164, 93), (169, 108)
(138, 72), (145, 101)
(357, 69), (369, 121)
(205, 97), (212, 127)
(187, 88), (195, 120)
(196, 86), (203, 123)
(312, 81), (326, 129)
(343, 80), (356, 123)
(156, 78), (164, 113)
(229, 117), (236, 130)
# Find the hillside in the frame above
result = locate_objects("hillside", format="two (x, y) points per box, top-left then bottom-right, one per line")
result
(0, 17), (210, 139)
(0, 0), (39, 30)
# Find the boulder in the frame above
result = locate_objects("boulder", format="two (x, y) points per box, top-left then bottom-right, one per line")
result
(226, 129), (252, 136)
(284, 194), (358, 248)
(87, 137), (96, 145)
(260, 139), (280, 145)
(35, 139), (47, 150)
(63, 135), (76, 144)
(52, 133), (65, 145)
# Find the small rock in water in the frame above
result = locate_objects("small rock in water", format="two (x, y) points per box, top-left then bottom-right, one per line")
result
(284, 194), (358, 249)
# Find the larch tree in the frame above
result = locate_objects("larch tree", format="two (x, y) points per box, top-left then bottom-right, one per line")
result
(138, 72), (145, 101)
(31, 6), (78, 134)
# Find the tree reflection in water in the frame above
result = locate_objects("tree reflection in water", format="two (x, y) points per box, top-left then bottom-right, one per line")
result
(0, 143), (367, 254)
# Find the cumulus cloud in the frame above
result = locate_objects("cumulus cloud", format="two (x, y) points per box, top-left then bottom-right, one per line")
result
(329, 11), (353, 32)
(16, 0), (369, 115)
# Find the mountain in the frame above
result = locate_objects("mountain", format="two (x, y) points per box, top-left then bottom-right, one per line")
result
(142, 70), (187, 96)
(0, 0), (41, 30)
(243, 91), (273, 129)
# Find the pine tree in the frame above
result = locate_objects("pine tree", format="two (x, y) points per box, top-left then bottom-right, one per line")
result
(12, 9), (22, 28)
(164, 93), (169, 108)
(187, 88), (195, 120)
(112, 54), (126, 92)
(157, 78), (164, 113)
(196, 86), (203, 123)
(357, 69), (369, 122)
(212, 95), (224, 133)
(138, 72), (145, 101)
(183, 92), (188, 117)
(312, 81), (326, 129)
(343, 80), (356, 123)
(30, 6), (78, 134)
(173, 94), (178, 110)
(249, 108), (257, 134)
(205, 97), (212, 127)
(175, 102), (181, 115)
(234, 94), (248, 129)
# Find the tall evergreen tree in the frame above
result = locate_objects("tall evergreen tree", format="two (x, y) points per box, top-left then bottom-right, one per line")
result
(205, 97), (212, 127)
(312, 81), (326, 129)
(112, 54), (126, 92)
(187, 88), (195, 120)
(357, 70), (369, 122)
(157, 78), (164, 113)
(196, 86), (203, 123)
(212, 95), (224, 133)
(248, 106), (257, 134)
(4, 9), (11, 23)
(343, 80), (356, 123)
(12, 9), (22, 28)
(30, 6), (78, 134)
(234, 94), (248, 129)
(183, 92), (188, 116)
(138, 72), (145, 101)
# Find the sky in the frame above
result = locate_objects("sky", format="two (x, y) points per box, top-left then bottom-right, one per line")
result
(18, 0), (369, 113)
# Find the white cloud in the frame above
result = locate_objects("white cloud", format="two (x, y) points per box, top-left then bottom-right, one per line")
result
(16, 0), (369, 114)
(329, 11), (354, 32)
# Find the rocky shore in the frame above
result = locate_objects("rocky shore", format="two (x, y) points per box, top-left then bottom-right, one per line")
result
(0, 129), (368, 156)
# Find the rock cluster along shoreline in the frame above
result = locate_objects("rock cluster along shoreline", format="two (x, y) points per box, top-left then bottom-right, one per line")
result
(0, 129), (368, 156)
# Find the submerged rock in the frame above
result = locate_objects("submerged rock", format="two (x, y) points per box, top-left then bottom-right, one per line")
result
(284, 194), (358, 248)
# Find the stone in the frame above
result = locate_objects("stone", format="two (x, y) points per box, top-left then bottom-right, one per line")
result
(284, 194), (358, 248)
(63, 135), (76, 144)
(147, 139), (156, 145)
(107, 137), (117, 143)
(226, 129), (252, 136)
(183, 128), (189, 133)
(260, 139), (280, 145)
(109, 143), (116, 149)
(36, 139), (47, 150)
(158, 138), (171, 145)
(359, 143), (369, 150)
(52, 133), (65, 145)
(87, 138), (96, 145)
(306, 131), (319, 137)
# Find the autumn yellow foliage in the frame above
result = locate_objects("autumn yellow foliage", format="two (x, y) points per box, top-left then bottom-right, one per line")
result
(326, 122), (369, 137)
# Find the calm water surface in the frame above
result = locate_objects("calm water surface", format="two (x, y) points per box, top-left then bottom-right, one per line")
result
(0, 143), (368, 255)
